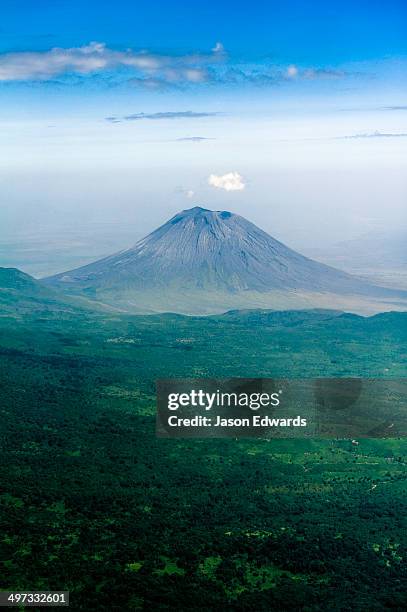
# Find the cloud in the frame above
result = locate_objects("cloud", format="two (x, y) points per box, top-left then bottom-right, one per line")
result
(208, 172), (245, 191)
(303, 68), (348, 80)
(0, 42), (364, 92)
(285, 65), (351, 80)
(286, 65), (298, 78)
(127, 77), (180, 90)
(212, 63), (356, 87)
(107, 111), (220, 123)
(215, 67), (280, 86)
(175, 187), (195, 198)
(125, 111), (218, 120)
(340, 131), (407, 139)
(0, 40), (363, 91)
(0, 41), (224, 83)
(0, 39), (365, 97)
(212, 42), (225, 55)
(176, 136), (215, 142)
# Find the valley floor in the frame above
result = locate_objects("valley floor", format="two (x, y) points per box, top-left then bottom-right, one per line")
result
(0, 308), (406, 610)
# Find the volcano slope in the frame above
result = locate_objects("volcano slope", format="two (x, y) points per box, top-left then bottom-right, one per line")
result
(45, 207), (407, 315)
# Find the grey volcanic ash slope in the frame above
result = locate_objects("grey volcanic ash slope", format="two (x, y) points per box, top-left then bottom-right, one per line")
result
(45, 207), (407, 314)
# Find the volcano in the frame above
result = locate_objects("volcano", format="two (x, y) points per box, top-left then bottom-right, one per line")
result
(44, 207), (407, 314)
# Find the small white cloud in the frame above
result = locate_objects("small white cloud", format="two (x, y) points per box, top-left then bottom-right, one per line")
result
(208, 172), (245, 191)
(212, 42), (225, 55)
(286, 65), (298, 78)
(175, 186), (195, 198)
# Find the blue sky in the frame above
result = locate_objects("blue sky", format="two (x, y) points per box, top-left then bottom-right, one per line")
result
(2, 0), (406, 62)
(0, 0), (406, 265)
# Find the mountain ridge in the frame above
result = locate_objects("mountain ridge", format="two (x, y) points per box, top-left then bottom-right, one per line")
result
(0, 267), (113, 316)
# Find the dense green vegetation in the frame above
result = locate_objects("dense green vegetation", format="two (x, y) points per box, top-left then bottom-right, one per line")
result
(0, 305), (406, 610)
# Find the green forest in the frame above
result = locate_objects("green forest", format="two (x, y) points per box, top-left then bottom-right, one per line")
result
(0, 299), (406, 610)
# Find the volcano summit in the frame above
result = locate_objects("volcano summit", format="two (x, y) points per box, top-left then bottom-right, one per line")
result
(45, 207), (406, 314)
